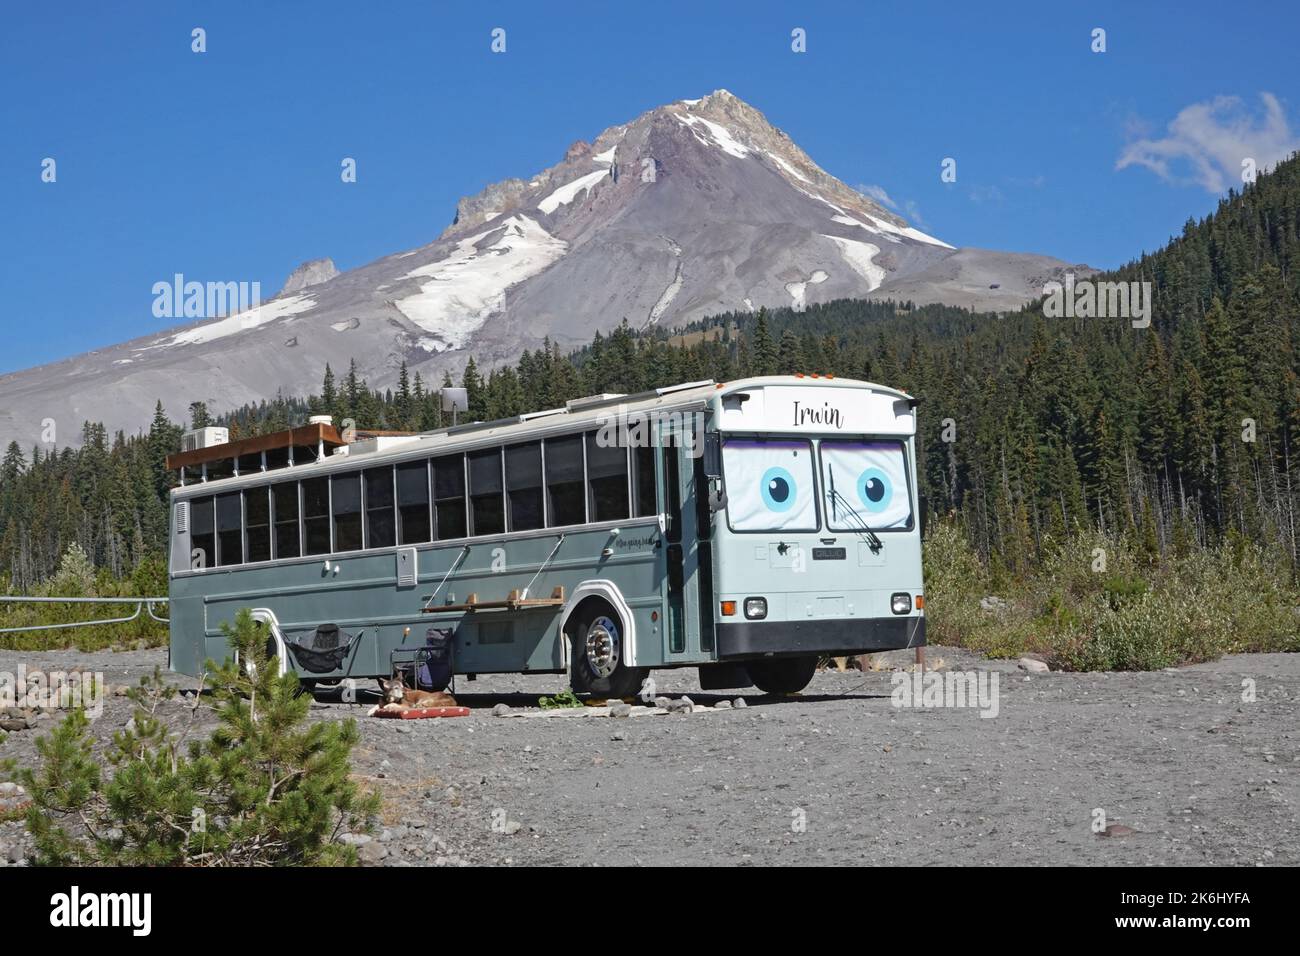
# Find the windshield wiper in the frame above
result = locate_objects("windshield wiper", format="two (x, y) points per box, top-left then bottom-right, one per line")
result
(827, 466), (884, 553)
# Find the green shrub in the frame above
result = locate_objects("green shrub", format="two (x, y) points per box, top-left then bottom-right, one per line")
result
(19, 609), (378, 865)
(923, 521), (1300, 671)
(0, 548), (168, 652)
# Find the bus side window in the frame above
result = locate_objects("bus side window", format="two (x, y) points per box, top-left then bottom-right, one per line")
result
(432, 454), (467, 540)
(245, 486), (271, 563)
(364, 466), (396, 549)
(586, 432), (629, 522)
(633, 444), (656, 517)
(216, 492), (243, 566)
(663, 450), (681, 543)
(506, 442), (544, 531)
(468, 449), (504, 536)
(273, 482), (301, 559)
(397, 460), (431, 544)
(190, 496), (215, 569)
(332, 473), (363, 552)
(545, 434), (586, 527)
(302, 477), (331, 555)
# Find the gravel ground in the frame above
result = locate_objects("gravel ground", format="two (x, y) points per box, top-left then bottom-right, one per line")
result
(1, 645), (1296, 867)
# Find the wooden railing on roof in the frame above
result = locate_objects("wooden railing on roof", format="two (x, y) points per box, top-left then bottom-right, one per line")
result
(165, 422), (345, 472)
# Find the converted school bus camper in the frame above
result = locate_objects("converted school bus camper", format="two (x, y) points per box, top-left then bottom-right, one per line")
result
(165, 376), (926, 697)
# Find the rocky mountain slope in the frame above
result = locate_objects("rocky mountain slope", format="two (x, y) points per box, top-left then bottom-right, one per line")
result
(0, 90), (1088, 447)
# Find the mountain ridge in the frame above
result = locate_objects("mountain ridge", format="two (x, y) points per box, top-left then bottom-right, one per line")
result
(0, 89), (1089, 449)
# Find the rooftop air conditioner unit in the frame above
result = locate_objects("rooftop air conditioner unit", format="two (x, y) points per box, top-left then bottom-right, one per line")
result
(181, 427), (230, 452)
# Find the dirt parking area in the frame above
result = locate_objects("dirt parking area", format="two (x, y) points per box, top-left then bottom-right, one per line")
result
(1, 646), (1296, 866)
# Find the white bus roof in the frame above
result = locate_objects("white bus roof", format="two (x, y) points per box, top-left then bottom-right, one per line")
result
(172, 376), (914, 497)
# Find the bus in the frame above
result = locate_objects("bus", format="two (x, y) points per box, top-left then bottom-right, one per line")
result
(167, 375), (926, 698)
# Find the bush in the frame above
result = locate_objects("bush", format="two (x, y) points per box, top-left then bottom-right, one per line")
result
(19, 609), (378, 865)
(923, 521), (1300, 671)
(0, 550), (168, 652)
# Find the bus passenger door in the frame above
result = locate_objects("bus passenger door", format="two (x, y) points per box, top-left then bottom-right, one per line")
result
(660, 421), (707, 661)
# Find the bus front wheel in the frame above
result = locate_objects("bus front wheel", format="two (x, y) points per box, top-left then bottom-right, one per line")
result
(747, 656), (818, 695)
(569, 603), (645, 700)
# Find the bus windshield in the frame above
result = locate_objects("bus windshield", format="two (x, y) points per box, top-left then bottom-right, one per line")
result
(820, 440), (912, 531)
(721, 438), (819, 531)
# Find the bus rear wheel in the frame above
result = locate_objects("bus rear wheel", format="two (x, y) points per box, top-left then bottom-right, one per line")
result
(747, 655), (818, 695)
(569, 603), (645, 700)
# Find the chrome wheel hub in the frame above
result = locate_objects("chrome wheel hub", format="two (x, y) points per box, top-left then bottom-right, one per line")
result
(585, 616), (620, 679)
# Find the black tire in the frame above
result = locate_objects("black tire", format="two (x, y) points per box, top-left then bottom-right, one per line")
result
(568, 602), (646, 699)
(746, 655), (818, 695)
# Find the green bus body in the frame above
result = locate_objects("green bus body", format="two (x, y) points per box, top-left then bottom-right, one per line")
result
(168, 377), (925, 683)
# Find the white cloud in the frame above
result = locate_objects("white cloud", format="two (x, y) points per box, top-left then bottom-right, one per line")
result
(860, 183), (898, 209)
(1117, 92), (1298, 193)
(859, 183), (929, 227)
(967, 185), (1004, 204)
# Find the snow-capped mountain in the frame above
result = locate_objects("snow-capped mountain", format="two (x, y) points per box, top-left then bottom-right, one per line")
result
(0, 89), (1088, 448)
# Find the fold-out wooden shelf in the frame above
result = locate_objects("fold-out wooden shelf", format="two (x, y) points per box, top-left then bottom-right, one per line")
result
(423, 586), (565, 613)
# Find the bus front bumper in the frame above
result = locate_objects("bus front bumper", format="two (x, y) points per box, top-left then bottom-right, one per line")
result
(715, 615), (925, 660)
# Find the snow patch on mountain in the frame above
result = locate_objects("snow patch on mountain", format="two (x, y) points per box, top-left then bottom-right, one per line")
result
(768, 152), (812, 184)
(396, 215), (567, 349)
(146, 294), (318, 349)
(592, 146), (617, 165)
(673, 113), (750, 158)
(832, 213), (953, 250)
(648, 238), (685, 325)
(785, 269), (829, 311)
(538, 168), (610, 214)
(822, 235), (886, 290)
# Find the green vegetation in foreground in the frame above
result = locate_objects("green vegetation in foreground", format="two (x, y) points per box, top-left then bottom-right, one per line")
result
(538, 688), (584, 709)
(923, 521), (1300, 671)
(14, 609), (378, 866)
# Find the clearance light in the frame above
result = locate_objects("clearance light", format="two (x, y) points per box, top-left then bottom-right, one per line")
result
(914, 595), (925, 610)
(720, 600), (737, 616)
(744, 597), (768, 620)
(891, 593), (912, 615)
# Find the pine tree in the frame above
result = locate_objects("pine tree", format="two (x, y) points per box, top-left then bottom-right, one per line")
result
(20, 610), (379, 865)
(751, 309), (777, 376)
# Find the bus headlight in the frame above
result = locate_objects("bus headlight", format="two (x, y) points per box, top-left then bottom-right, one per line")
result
(891, 593), (912, 615)
(744, 597), (768, 620)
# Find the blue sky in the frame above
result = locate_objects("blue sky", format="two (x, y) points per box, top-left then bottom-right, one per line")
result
(2, 0), (1297, 374)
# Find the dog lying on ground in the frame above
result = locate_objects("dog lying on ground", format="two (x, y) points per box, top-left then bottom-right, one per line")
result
(373, 673), (458, 713)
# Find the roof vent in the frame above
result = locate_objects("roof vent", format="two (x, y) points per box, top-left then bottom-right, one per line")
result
(308, 415), (333, 426)
(565, 393), (627, 412)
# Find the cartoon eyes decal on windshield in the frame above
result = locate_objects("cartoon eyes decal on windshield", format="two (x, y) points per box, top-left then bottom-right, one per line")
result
(857, 467), (893, 513)
(760, 466), (797, 512)
(721, 440), (818, 531)
(821, 441), (911, 530)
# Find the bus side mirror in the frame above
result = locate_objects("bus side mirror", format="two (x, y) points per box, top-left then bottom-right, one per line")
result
(702, 433), (722, 479)
(708, 479), (728, 514)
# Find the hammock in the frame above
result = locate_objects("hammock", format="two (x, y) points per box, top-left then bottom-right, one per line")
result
(286, 623), (359, 674)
